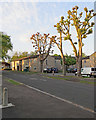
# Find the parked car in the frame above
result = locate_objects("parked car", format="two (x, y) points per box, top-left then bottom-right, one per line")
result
(72, 68), (77, 73)
(43, 68), (52, 73)
(43, 67), (58, 73)
(43, 68), (47, 73)
(75, 67), (96, 77)
(67, 68), (77, 73)
(67, 68), (73, 73)
(51, 67), (58, 73)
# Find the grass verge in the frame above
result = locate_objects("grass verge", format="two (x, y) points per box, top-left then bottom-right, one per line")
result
(11, 70), (39, 74)
(5, 78), (22, 85)
(80, 81), (95, 85)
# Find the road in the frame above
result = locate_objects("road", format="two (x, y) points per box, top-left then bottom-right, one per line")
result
(2, 71), (94, 111)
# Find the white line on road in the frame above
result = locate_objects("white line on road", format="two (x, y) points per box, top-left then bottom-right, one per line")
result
(30, 78), (47, 81)
(29, 78), (37, 80)
(24, 84), (95, 113)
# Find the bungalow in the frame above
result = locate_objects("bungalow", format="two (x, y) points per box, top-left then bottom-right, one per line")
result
(11, 55), (62, 72)
(2, 62), (10, 69)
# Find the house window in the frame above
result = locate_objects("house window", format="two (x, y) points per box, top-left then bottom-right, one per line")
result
(34, 67), (36, 70)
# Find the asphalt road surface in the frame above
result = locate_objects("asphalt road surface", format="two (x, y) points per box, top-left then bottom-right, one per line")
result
(2, 71), (94, 111)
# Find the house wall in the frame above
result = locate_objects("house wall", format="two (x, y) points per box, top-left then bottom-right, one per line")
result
(22, 59), (29, 71)
(82, 59), (90, 68)
(11, 62), (15, 70)
(82, 52), (96, 68)
(29, 57), (40, 72)
(90, 52), (96, 67)
(43, 56), (55, 69)
(54, 59), (62, 70)
(15, 61), (19, 71)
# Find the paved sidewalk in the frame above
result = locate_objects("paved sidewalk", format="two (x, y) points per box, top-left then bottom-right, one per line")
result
(2, 78), (95, 118)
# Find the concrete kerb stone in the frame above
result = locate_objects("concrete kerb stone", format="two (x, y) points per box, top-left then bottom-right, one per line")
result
(0, 103), (15, 109)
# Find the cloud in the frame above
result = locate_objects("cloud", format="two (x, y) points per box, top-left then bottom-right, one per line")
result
(0, 2), (39, 31)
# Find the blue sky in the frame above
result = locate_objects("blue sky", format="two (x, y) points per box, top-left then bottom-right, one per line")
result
(0, 0), (95, 56)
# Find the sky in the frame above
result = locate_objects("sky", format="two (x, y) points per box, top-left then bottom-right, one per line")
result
(0, 0), (95, 57)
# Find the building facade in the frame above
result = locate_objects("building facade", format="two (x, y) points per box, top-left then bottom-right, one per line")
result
(82, 52), (96, 68)
(11, 55), (62, 72)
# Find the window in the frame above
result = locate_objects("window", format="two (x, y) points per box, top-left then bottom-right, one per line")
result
(91, 68), (96, 71)
(84, 60), (86, 63)
(34, 67), (36, 70)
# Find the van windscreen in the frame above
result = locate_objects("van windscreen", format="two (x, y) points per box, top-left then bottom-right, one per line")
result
(91, 68), (96, 71)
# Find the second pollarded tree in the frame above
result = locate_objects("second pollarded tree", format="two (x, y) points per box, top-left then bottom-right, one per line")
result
(54, 6), (96, 76)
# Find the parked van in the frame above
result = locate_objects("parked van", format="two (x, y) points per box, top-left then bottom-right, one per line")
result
(75, 67), (96, 77)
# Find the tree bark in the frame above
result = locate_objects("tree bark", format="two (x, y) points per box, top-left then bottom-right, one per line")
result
(77, 56), (82, 76)
(77, 37), (82, 77)
(62, 56), (66, 76)
(76, 57), (78, 69)
(40, 60), (43, 73)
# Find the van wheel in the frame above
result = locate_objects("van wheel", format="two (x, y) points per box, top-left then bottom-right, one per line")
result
(87, 75), (90, 77)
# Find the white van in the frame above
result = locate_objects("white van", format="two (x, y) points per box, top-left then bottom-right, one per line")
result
(75, 67), (96, 77)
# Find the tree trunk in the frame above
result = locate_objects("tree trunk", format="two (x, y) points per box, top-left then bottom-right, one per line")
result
(76, 57), (78, 69)
(40, 60), (43, 73)
(77, 56), (82, 77)
(62, 56), (66, 76)
(77, 37), (82, 77)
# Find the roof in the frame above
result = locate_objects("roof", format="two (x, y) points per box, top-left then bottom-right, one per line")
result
(51, 56), (61, 60)
(90, 51), (96, 56)
(82, 56), (90, 60)
(12, 55), (39, 61)
(2, 62), (10, 65)
(51, 55), (76, 60)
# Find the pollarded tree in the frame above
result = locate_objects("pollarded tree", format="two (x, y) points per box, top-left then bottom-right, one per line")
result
(55, 6), (96, 76)
(52, 28), (66, 75)
(30, 32), (54, 72)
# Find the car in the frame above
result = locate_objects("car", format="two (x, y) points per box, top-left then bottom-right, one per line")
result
(47, 68), (52, 73)
(43, 67), (58, 73)
(43, 68), (52, 73)
(43, 68), (47, 73)
(51, 67), (58, 73)
(67, 68), (73, 73)
(72, 68), (77, 73)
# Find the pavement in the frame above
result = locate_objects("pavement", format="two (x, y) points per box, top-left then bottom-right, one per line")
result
(2, 77), (95, 118)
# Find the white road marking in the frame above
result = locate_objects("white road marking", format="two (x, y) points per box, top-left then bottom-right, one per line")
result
(30, 78), (47, 81)
(30, 78), (37, 80)
(24, 84), (95, 113)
